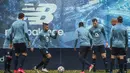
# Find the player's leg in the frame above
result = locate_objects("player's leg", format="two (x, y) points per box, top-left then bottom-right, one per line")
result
(100, 46), (108, 72)
(35, 58), (45, 69)
(92, 46), (97, 72)
(4, 55), (8, 73)
(118, 56), (124, 73)
(35, 49), (51, 73)
(109, 48), (117, 73)
(41, 53), (51, 72)
(79, 47), (86, 73)
(117, 56), (120, 73)
(43, 53), (51, 68)
(13, 43), (20, 73)
(124, 55), (127, 73)
(14, 53), (19, 73)
(79, 46), (93, 73)
(17, 52), (27, 73)
(101, 53), (109, 72)
(118, 48), (125, 73)
(117, 55), (127, 73)
(110, 55), (115, 73)
(86, 47), (94, 72)
(79, 46), (86, 73)
(19, 51), (27, 69)
(33, 49), (46, 73)
(34, 49), (46, 69)
(92, 53), (96, 72)
(17, 43), (27, 73)
(4, 49), (13, 73)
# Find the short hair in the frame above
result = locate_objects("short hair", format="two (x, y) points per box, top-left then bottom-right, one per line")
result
(43, 22), (48, 26)
(92, 18), (98, 22)
(111, 18), (117, 23)
(79, 22), (84, 27)
(117, 16), (123, 23)
(18, 13), (24, 19)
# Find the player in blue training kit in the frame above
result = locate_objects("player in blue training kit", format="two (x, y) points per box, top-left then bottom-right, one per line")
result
(9, 13), (30, 73)
(111, 18), (128, 73)
(74, 22), (94, 73)
(89, 18), (109, 73)
(3, 28), (13, 73)
(31, 23), (58, 73)
(110, 16), (128, 73)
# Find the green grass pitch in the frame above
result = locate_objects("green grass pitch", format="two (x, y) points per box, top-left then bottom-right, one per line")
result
(0, 70), (130, 73)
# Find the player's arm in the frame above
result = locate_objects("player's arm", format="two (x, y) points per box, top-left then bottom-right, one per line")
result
(9, 26), (14, 49)
(110, 28), (113, 49)
(31, 35), (40, 52)
(74, 29), (78, 51)
(24, 22), (30, 46)
(74, 39), (78, 51)
(31, 33), (41, 50)
(101, 27), (108, 47)
(125, 29), (128, 51)
(88, 30), (93, 47)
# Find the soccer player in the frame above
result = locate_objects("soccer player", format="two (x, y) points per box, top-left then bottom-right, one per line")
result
(111, 18), (128, 73)
(31, 22), (57, 73)
(9, 13), (30, 73)
(3, 28), (13, 73)
(74, 22), (94, 73)
(89, 18), (108, 73)
(110, 16), (128, 73)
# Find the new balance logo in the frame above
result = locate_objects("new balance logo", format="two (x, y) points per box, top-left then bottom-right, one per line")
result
(22, 3), (57, 25)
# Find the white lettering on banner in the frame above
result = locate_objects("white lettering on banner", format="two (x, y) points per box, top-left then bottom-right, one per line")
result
(28, 28), (41, 36)
(22, 3), (57, 25)
(0, 56), (4, 63)
(5, 28), (64, 36)
(28, 28), (64, 36)
(58, 30), (64, 36)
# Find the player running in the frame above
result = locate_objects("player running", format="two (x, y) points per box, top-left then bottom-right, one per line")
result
(31, 23), (58, 73)
(110, 16), (128, 73)
(74, 22), (94, 73)
(89, 18), (109, 73)
(3, 28), (13, 73)
(9, 13), (30, 73)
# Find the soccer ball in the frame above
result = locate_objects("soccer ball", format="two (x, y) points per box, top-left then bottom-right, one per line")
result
(57, 66), (65, 73)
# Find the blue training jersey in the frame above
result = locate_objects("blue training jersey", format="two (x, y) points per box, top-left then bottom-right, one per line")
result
(75, 27), (92, 47)
(32, 29), (57, 49)
(10, 19), (29, 44)
(89, 24), (107, 46)
(110, 23), (128, 48)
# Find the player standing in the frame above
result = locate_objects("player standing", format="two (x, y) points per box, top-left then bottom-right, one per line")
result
(74, 22), (94, 73)
(110, 16), (128, 73)
(111, 18), (128, 73)
(9, 13), (30, 73)
(3, 28), (13, 73)
(89, 18), (109, 73)
(31, 23), (57, 73)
